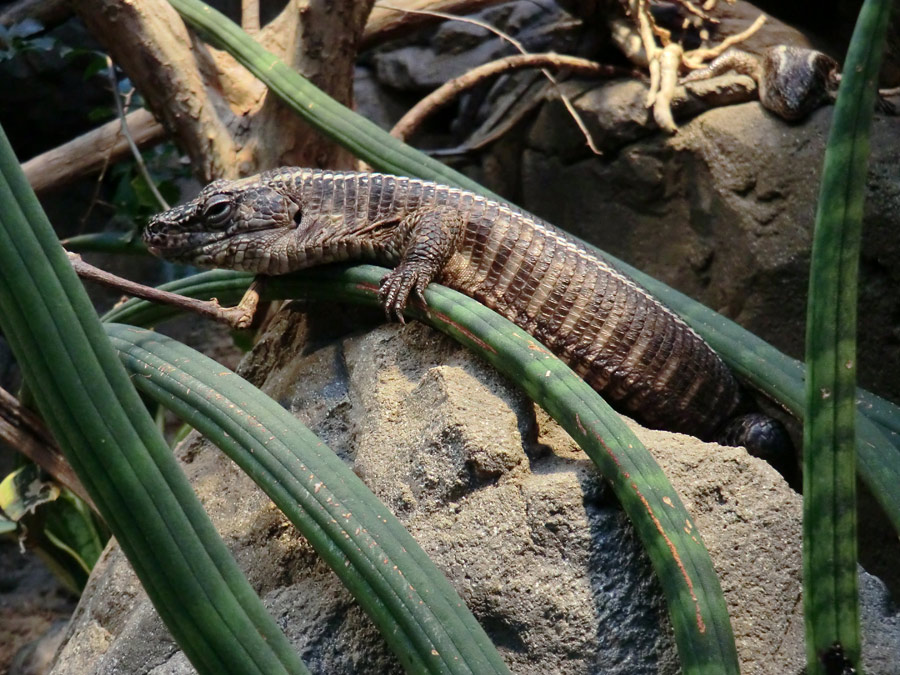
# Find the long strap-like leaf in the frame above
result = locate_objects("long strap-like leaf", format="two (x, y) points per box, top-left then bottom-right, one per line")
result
(108, 266), (741, 674)
(105, 322), (511, 675)
(803, 0), (893, 671)
(167, 0), (494, 199)
(0, 128), (307, 674)
(100, 269), (900, 457)
(618, 259), (900, 534)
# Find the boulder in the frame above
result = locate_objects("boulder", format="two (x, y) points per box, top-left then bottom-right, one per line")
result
(48, 310), (900, 674)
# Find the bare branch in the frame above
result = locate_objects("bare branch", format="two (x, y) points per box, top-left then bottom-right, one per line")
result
(0, 386), (95, 511)
(242, 0), (260, 33)
(682, 13), (766, 69)
(376, 1), (604, 153)
(0, 0), (69, 27)
(391, 53), (642, 141)
(362, 0), (506, 49)
(68, 253), (256, 328)
(106, 57), (169, 210)
(251, 0), (375, 169)
(23, 108), (166, 195)
(75, 0), (240, 182)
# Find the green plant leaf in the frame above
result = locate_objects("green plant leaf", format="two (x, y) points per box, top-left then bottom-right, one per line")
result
(0, 123), (309, 674)
(106, 322), (511, 675)
(108, 266), (741, 674)
(163, 0), (900, 537)
(164, 0), (900, 533)
(802, 0), (893, 672)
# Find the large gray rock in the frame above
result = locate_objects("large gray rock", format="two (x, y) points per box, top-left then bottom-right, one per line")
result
(47, 309), (900, 674)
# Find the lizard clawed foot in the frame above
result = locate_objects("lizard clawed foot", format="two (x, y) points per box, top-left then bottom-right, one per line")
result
(378, 263), (431, 324)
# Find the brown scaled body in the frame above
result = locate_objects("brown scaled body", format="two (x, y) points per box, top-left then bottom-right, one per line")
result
(145, 168), (780, 453)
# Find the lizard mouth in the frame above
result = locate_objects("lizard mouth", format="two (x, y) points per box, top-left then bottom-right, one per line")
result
(143, 230), (225, 265)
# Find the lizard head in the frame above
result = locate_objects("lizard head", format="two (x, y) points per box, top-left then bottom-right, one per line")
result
(144, 177), (302, 273)
(759, 46), (840, 121)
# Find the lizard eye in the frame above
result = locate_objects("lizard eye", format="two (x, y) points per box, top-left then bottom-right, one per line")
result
(202, 195), (233, 225)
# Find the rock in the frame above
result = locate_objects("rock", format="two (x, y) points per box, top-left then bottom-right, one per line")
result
(48, 309), (898, 674)
(0, 540), (77, 674)
(359, 0), (900, 407)
(860, 570), (900, 672)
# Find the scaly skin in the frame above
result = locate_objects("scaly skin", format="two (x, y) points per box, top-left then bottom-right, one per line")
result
(145, 168), (788, 458)
(681, 46), (841, 121)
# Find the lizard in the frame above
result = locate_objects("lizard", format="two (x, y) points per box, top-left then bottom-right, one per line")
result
(680, 45), (842, 121)
(144, 168), (793, 474)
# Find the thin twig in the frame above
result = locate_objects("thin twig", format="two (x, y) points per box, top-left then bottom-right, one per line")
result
(68, 252), (254, 328)
(241, 0), (260, 33)
(674, 0), (716, 23)
(362, 0), (507, 48)
(80, 89), (141, 227)
(682, 13), (766, 69)
(105, 56), (169, 210)
(391, 53), (643, 141)
(375, 1), (605, 154)
(80, 140), (114, 228)
(0, 386), (95, 511)
(628, 0), (765, 130)
(22, 108), (166, 195)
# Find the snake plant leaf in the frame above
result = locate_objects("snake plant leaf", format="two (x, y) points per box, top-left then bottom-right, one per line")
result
(617, 259), (900, 534)
(167, 0), (497, 200)
(802, 0), (892, 671)
(102, 263), (900, 540)
(0, 124), (308, 675)
(61, 231), (147, 255)
(104, 322), (511, 675)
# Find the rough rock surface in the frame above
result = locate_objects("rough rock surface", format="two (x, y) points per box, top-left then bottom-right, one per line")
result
(0, 540), (75, 674)
(49, 310), (899, 674)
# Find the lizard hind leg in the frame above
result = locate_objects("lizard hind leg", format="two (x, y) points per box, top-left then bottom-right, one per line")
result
(378, 207), (466, 323)
(718, 412), (799, 487)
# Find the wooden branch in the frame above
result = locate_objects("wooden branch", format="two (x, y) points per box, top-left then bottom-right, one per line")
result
(242, 0), (260, 33)
(0, 385), (95, 511)
(104, 59), (169, 209)
(391, 53), (642, 141)
(252, 0), (376, 169)
(68, 252), (257, 328)
(30, 0), (385, 193)
(363, 0), (508, 49)
(0, 0), (69, 27)
(23, 108), (166, 195)
(75, 0), (240, 182)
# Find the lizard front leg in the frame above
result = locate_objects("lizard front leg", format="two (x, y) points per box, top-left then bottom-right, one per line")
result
(379, 206), (465, 323)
